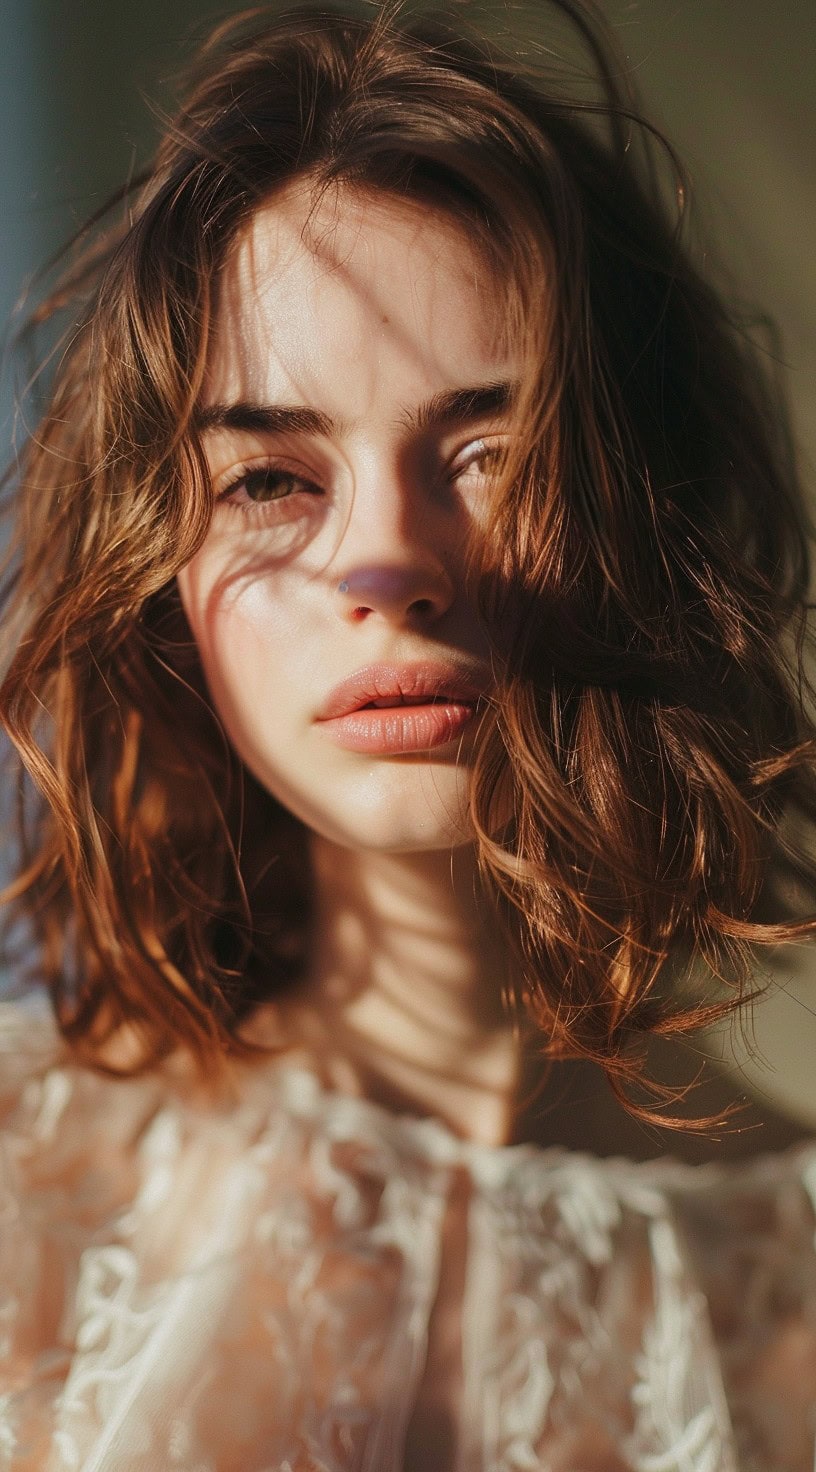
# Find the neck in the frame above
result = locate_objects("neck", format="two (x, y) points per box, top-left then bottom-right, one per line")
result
(286, 836), (524, 1144)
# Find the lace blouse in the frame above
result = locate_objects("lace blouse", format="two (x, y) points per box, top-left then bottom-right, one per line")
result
(1, 994), (815, 1472)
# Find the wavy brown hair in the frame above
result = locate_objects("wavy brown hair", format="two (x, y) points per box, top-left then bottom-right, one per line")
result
(2, 0), (816, 1122)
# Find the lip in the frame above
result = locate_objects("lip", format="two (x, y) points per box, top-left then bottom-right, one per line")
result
(317, 661), (490, 719)
(315, 661), (490, 754)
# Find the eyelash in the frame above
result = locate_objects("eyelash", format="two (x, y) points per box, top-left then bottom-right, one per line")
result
(453, 440), (505, 479)
(214, 439), (505, 517)
(216, 464), (322, 514)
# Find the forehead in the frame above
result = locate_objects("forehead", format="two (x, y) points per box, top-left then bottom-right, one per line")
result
(205, 183), (514, 413)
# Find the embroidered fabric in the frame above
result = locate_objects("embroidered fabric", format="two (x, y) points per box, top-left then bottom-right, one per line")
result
(1, 996), (815, 1471)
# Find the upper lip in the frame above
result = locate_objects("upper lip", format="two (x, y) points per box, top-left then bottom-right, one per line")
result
(317, 661), (492, 720)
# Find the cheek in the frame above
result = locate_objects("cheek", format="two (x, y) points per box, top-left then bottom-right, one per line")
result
(177, 557), (302, 729)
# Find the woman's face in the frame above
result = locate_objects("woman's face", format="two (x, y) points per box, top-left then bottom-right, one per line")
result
(177, 184), (518, 852)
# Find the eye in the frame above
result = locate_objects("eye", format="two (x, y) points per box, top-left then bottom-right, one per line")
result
(216, 462), (323, 511)
(449, 438), (506, 485)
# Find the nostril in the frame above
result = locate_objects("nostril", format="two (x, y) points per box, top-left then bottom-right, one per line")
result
(337, 570), (451, 621)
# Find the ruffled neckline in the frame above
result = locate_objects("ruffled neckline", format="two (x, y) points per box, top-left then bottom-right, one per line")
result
(3, 988), (815, 1197)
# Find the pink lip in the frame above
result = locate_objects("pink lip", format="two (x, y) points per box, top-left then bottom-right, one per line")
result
(316, 661), (490, 754)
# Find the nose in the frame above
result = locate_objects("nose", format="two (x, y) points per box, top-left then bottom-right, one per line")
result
(332, 462), (458, 625)
(335, 562), (455, 624)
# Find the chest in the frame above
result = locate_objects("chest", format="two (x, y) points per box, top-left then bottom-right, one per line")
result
(5, 1073), (816, 1470)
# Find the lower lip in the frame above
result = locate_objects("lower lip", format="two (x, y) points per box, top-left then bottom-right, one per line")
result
(317, 701), (477, 754)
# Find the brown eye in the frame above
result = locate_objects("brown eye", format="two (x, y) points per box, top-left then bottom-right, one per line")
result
(450, 440), (506, 484)
(239, 468), (309, 502)
(218, 463), (323, 509)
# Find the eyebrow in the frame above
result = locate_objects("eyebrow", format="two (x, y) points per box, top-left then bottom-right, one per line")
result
(405, 381), (517, 434)
(194, 381), (517, 439)
(194, 402), (335, 437)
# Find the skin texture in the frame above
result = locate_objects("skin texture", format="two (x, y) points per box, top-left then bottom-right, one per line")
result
(178, 184), (512, 855)
(177, 185), (525, 1144)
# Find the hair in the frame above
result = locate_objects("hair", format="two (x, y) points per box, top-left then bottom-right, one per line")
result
(2, 0), (816, 1125)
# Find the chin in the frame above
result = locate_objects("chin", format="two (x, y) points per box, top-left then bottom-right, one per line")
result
(321, 774), (477, 853)
(306, 807), (476, 855)
(249, 754), (474, 851)
(348, 827), (475, 855)
(280, 796), (475, 854)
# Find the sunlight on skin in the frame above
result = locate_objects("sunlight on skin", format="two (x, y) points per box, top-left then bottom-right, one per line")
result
(177, 184), (524, 1143)
(179, 184), (513, 853)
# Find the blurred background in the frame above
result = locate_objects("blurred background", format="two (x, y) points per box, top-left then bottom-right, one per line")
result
(1, 0), (815, 1122)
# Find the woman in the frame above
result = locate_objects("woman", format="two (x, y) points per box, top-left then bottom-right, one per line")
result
(1, 3), (815, 1467)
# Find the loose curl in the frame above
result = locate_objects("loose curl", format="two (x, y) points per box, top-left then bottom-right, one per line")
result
(2, 0), (816, 1124)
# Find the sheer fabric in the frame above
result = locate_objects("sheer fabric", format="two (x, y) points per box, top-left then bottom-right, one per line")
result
(1, 996), (815, 1471)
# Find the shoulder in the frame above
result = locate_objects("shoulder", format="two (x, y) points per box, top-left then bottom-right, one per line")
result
(646, 1147), (816, 1470)
(0, 991), (63, 1116)
(0, 991), (195, 1214)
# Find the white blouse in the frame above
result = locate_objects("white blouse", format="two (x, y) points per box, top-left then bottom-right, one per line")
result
(1, 994), (815, 1472)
